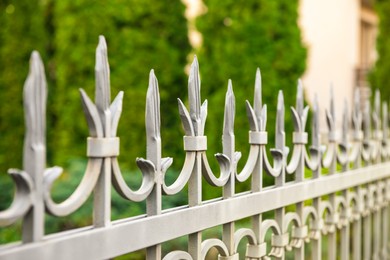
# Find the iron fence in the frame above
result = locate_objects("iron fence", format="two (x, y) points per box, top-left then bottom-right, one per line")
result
(0, 36), (389, 260)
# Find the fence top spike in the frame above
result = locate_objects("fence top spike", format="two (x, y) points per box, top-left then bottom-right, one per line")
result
(342, 98), (349, 139)
(227, 79), (233, 93)
(329, 83), (335, 121)
(23, 51), (47, 172)
(313, 93), (318, 112)
(296, 79), (304, 115)
(375, 89), (381, 116)
(313, 94), (319, 122)
(223, 80), (235, 136)
(95, 35), (110, 112)
(24, 51), (47, 145)
(354, 88), (360, 113)
(383, 101), (388, 137)
(254, 68), (262, 113)
(146, 69), (160, 140)
(276, 90), (285, 134)
(312, 93), (319, 137)
(188, 55), (201, 123)
(31, 51), (41, 65)
(363, 99), (371, 138)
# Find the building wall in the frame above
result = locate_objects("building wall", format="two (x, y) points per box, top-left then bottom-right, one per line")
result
(299, 0), (361, 132)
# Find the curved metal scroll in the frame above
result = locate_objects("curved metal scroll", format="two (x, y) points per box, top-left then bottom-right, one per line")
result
(201, 239), (230, 259)
(233, 228), (258, 253)
(163, 251), (193, 260)
(0, 170), (33, 226)
(44, 36), (122, 216)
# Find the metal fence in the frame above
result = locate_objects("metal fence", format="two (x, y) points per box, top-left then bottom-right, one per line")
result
(0, 36), (389, 260)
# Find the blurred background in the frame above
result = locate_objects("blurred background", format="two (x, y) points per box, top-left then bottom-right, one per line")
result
(0, 0), (389, 257)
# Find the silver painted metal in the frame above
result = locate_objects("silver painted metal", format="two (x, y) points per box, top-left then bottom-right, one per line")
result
(1, 36), (390, 259)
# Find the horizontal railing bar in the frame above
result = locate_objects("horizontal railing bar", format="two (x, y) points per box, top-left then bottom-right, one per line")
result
(1, 162), (390, 260)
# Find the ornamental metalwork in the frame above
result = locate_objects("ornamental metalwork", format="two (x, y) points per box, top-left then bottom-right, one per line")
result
(0, 36), (389, 260)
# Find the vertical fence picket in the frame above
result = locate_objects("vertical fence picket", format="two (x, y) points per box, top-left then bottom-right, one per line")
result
(250, 69), (264, 260)
(372, 90), (382, 260)
(187, 57), (203, 259)
(324, 86), (337, 260)
(93, 36), (112, 228)
(362, 100), (372, 260)
(311, 95), (322, 260)
(352, 89), (363, 260)
(339, 100), (350, 260)
(290, 81), (307, 260)
(22, 51), (47, 242)
(222, 80), (236, 257)
(145, 70), (163, 260)
(382, 102), (389, 259)
(273, 91), (287, 260)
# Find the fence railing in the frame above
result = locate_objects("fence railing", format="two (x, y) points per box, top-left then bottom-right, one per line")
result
(0, 36), (389, 260)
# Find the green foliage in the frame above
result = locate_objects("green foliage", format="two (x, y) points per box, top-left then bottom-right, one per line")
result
(196, 0), (306, 185)
(49, 0), (190, 170)
(369, 0), (390, 98)
(0, 0), (47, 174)
(0, 0), (50, 211)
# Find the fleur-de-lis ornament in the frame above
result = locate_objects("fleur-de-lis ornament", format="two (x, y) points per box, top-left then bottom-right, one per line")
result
(44, 36), (124, 228)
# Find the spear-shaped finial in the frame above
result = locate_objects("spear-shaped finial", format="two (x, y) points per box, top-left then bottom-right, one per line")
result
(342, 98), (349, 143)
(254, 68), (262, 125)
(312, 94), (319, 145)
(23, 51), (47, 171)
(276, 90), (285, 135)
(352, 88), (362, 132)
(296, 79), (304, 116)
(330, 83), (335, 121)
(146, 70), (161, 141)
(188, 56), (201, 123)
(363, 100), (371, 139)
(383, 102), (388, 139)
(373, 89), (381, 133)
(95, 35), (111, 113)
(275, 90), (286, 161)
(223, 80), (235, 136)
(354, 88), (360, 117)
(375, 89), (380, 118)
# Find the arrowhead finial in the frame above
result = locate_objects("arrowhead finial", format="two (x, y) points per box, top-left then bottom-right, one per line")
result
(354, 88), (360, 116)
(383, 102), (388, 139)
(254, 68), (262, 125)
(276, 90), (285, 134)
(312, 94), (319, 145)
(95, 35), (111, 114)
(223, 80), (235, 136)
(372, 89), (381, 132)
(146, 69), (161, 141)
(363, 100), (371, 140)
(188, 56), (201, 124)
(375, 89), (380, 118)
(296, 79), (304, 116)
(330, 83), (335, 121)
(23, 51), (47, 152)
(23, 51), (48, 192)
(342, 99), (349, 143)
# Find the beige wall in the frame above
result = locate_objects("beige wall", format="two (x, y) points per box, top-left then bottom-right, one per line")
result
(299, 0), (361, 132)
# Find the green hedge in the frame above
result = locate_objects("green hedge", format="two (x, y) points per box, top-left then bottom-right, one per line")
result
(0, 0), (48, 208)
(196, 0), (306, 190)
(370, 0), (390, 98)
(50, 0), (190, 170)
